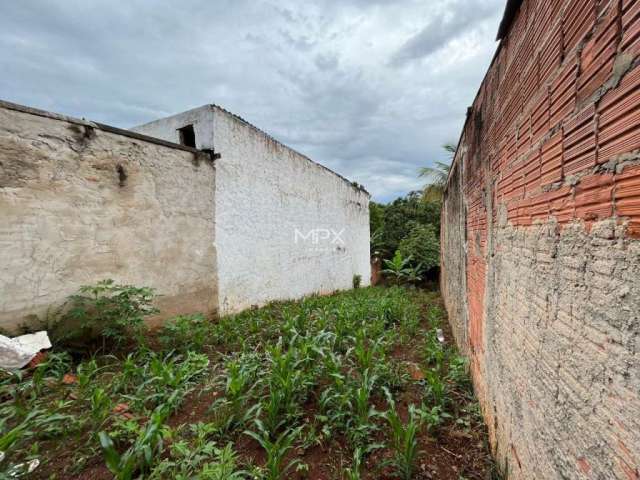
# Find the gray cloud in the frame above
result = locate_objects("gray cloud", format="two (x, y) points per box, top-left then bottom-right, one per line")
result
(0, 0), (504, 201)
(390, 0), (500, 67)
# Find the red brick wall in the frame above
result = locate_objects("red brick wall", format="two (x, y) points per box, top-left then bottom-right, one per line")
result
(442, 0), (640, 478)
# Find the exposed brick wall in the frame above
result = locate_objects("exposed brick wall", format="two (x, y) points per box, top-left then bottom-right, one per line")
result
(441, 1), (640, 478)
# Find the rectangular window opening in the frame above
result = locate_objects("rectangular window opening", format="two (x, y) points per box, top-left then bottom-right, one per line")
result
(178, 124), (196, 148)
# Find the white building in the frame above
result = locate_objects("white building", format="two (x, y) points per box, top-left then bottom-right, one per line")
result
(131, 105), (371, 315)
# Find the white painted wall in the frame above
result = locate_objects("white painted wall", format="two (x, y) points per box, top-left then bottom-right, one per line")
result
(211, 107), (370, 314)
(133, 105), (371, 314)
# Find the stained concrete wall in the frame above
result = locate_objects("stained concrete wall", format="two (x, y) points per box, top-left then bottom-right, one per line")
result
(0, 101), (217, 331)
(441, 0), (640, 478)
(133, 105), (371, 315)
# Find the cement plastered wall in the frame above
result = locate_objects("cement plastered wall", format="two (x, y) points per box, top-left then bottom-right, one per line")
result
(130, 105), (215, 150)
(133, 105), (370, 314)
(0, 103), (217, 331)
(211, 107), (370, 314)
(441, 0), (640, 478)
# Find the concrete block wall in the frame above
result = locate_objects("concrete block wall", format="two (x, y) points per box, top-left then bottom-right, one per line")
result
(441, 0), (640, 478)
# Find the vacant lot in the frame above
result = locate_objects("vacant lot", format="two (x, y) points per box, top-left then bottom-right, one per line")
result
(1, 286), (496, 479)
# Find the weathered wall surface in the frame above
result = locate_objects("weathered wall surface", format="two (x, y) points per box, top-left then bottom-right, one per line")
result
(211, 107), (370, 314)
(0, 102), (217, 331)
(442, 1), (640, 478)
(133, 105), (371, 315)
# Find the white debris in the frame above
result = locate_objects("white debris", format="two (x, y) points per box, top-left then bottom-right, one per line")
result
(436, 328), (445, 343)
(6, 458), (40, 477)
(0, 331), (51, 370)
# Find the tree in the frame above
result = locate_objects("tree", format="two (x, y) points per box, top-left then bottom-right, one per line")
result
(419, 143), (455, 202)
(398, 223), (440, 274)
(374, 192), (440, 259)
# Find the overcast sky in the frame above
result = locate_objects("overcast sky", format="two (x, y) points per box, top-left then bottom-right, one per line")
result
(1, 0), (504, 202)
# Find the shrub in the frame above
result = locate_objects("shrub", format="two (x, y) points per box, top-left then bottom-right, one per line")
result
(57, 279), (157, 350)
(398, 223), (440, 273)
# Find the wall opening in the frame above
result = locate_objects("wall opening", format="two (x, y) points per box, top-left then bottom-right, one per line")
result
(178, 124), (196, 148)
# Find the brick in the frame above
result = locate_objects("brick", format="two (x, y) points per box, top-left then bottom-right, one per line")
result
(563, 105), (597, 175)
(597, 65), (640, 163)
(563, 0), (597, 55)
(550, 62), (578, 127)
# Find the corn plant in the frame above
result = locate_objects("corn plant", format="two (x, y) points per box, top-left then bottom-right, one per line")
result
(76, 359), (101, 398)
(383, 391), (421, 480)
(112, 353), (144, 394)
(344, 444), (382, 480)
(244, 420), (302, 480)
(138, 351), (209, 411)
(349, 369), (379, 445)
(351, 328), (378, 371)
(423, 329), (446, 372)
(159, 313), (211, 353)
(424, 368), (447, 409)
(259, 343), (310, 434)
(99, 406), (169, 480)
(90, 387), (112, 425)
(344, 446), (364, 480)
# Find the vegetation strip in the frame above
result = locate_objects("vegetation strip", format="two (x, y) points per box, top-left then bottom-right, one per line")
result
(0, 283), (497, 479)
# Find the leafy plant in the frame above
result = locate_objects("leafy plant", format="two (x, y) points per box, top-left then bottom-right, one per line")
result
(59, 279), (157, 349)
(382, 251), (423, 285)
(149, 423), (247, 479)
(244, 420), (302, 480)
(199, 443), (248, 480)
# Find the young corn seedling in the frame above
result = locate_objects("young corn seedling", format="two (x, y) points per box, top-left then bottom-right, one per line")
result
(383, 390), (421, 480)
(209, 352), (260, 433)
(349, 369), (379, 446)
(244, 420), (302, 480)
(424, 368), (447, 410)
(344, 444), (382, 480)
(99, 406), (170, 480)
(344, 446), (364, 480)
(260, 343), (310, 434)
(90, 387), (112, 425)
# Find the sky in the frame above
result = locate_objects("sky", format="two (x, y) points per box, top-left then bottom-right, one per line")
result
(0, 0), (505, 202)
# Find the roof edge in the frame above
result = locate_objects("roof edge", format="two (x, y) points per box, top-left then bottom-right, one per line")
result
(496, 0), (524, 40)
(209, 104), (370, 197)
(0, 99), (203, 155)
